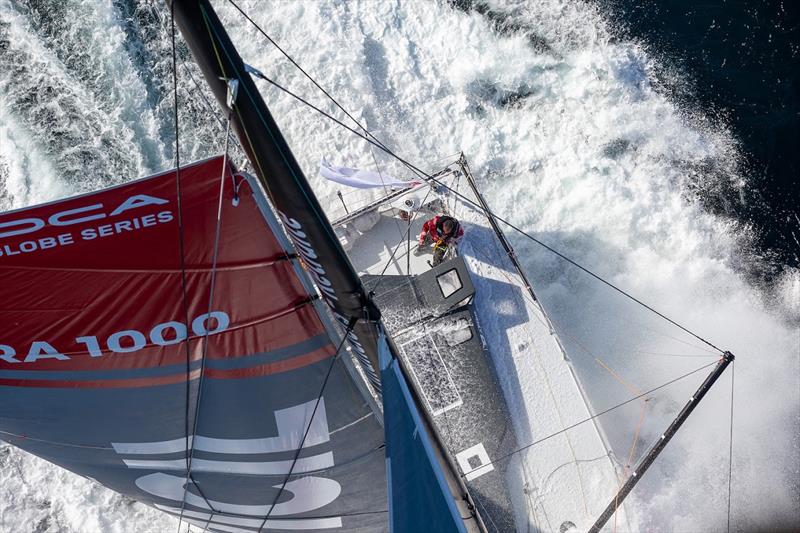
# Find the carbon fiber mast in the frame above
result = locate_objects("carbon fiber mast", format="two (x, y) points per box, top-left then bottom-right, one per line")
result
(589, 351), (735, 533)
(169, 0), (384, 391)
(168, 1), (486, 531)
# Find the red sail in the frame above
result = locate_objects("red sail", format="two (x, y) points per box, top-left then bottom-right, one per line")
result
(0, 156), (326, 386)
(0, 156), (388, 532)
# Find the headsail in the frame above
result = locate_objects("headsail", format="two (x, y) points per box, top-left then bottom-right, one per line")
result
(0, 156), (388, 531)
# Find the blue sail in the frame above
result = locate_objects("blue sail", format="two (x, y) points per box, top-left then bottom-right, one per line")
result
(379, 334), (467, 533)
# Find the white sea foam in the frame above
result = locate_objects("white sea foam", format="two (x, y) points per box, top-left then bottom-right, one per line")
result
(0, 0), (797, 531)
(0, 100), (67, 209)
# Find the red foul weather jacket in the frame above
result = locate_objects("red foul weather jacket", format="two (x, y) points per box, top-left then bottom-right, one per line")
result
(419, 215), (464, 245)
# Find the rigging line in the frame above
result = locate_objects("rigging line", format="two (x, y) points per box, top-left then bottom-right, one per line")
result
(257, 325), (354, 532)
(727, 362), (735, 533)
(179, 61), (224, 128)
(0, 430), (111, 450)
(467, 238), (631, 394)
(405, 203), (413, 275)
(468, 231), (665, 518)
(494, 266), (715, 363)
(604, 312), (718, 355)
(435, 190), (727, 355)
(363, 274), (421, 304)
(168, 5), (213, 531)
(366, 183), (436, 298)
(238, 52), (403, 239)
(199, 7), (349, 267)
(456, 197), (717, 357)
(224, 0), (392, 155)
(369, 146), (409, 243)
(434, 220), (594, 518)
(177, 62), (249, 173)
(250, 74), (427, 181)
(454, 152), (718, 361)
(524, 301), (590, 513)
(470, 224), (594, 515)
(147, 1), (239, 152)
(595, 357), (643, 397)
(472, 491), (502, 533)
(522, 459), (541, 533)
(250, 71), (726, 355)
(535, 278), (718, 355)
(466, 227), (710, 492)
(549, 309), (716, 361)
(633, 350), (718, 358)
(469, 360), (719, 474)
(230, 0), (458, 222)
(449, 170), (461, 218)
(614, 401), (649, 533)
(176, 110), (234, 531)
(221, 3), (727, 356)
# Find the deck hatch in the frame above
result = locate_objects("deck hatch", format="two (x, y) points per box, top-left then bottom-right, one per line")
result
(400, 335), (463, 416)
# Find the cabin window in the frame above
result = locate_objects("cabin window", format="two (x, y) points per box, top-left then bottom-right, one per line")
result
(436, 268), (462, 298)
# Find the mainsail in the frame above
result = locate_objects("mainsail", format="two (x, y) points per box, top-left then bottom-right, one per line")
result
(0, 156), (388, 531)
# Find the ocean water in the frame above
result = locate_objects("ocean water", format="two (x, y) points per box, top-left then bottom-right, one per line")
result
(606, 0), (799, 280)
(0, 1), (797, 532)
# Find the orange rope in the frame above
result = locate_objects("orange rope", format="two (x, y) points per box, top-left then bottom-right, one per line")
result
(595, 357), (643, 397)
(613, 401), (649, 532)
(585, 359), (649, 533)
(627, 402), (649, 469)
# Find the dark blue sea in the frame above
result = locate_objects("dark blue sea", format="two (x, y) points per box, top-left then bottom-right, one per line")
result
(607, 0), (799, 282)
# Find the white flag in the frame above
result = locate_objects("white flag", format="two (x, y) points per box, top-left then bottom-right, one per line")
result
(319, 159), (417, 190)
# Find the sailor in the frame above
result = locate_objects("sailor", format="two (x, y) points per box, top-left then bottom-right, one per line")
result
(415, 214), (464, 265)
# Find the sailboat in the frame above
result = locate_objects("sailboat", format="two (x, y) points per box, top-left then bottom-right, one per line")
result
(0, 1), (735, 532)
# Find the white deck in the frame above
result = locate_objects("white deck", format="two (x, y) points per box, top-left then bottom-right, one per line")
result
(331, 179), (454, 278)
(328, 166), (628, 532)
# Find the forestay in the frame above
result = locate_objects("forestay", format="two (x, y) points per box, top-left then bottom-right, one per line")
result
(0, 156), (387, 532)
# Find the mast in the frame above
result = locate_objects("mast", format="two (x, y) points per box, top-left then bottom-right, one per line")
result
(589, 351), (735, 532)
(169, 0), (383, 390)
(168, 1), (486, 531)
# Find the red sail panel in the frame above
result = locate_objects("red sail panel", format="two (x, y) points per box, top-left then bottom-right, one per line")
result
(0, 156), (389, 532)
(0, 156), (323, 385)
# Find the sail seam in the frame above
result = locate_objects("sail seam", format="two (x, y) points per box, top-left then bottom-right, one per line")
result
(0, 256), (293, 274)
